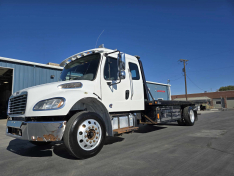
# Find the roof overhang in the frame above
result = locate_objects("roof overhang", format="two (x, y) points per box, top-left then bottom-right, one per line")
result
(0, 57), (63, 70)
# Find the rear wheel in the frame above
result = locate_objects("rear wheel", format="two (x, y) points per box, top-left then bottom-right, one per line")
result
(183, 106), (195, 126)
(64, 111), (106, 159)
(177, 119), (186, 126)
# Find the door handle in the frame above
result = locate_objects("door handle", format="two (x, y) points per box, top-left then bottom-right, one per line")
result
(125, 90), (129, 100)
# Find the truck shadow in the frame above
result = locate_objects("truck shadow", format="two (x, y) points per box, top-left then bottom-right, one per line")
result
(104, 136), (124, 145)
(156, 122), (181, 126)
(6, 139), (54, 158)
(134, 124), (167, 133)
(6, 136), (125, 160)
(53, 136), (124, 159)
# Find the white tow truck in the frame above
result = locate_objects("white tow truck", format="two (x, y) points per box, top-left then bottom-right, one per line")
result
(6, 47), (197, 159)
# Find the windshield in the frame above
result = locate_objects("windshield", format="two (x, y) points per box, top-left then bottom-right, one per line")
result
(60, 54), (100, 81)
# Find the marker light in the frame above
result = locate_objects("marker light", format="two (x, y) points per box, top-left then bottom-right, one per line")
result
(58, 82), (82, 89)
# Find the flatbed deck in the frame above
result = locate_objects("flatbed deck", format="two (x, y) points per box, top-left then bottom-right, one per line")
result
(145, 100), (195, 107)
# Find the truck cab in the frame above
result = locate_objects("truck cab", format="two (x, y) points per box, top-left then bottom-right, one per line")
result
(6, 47), (197, 159)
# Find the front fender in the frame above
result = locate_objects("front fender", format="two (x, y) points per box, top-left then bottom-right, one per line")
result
(71, 97), (113, 136)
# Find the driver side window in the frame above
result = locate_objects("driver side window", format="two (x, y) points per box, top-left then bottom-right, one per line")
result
(104, 57), (118, 80)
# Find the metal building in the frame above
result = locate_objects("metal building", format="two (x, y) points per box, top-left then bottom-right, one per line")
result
(0, 57), (63, 119)
(172, 91), (234, 109)
(146, 81), (171, 100)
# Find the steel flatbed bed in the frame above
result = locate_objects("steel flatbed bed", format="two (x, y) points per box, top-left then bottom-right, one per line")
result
(145, 100), (195, 107)
(142, 100), (197, 125)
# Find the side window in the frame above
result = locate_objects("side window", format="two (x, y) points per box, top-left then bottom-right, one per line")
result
(104, 57), (118, 80)
(129, 62), (140, 80)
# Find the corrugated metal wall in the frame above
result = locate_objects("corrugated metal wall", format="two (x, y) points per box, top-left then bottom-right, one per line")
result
(0, 60), (62, 93)
(147, 83), (170, 100)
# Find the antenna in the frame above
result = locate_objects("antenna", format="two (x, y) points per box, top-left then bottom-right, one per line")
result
(95, 30), (104, 48)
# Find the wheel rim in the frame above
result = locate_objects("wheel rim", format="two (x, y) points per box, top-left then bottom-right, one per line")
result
(77, 119), (102, 151)
(189, 110), (195, 123)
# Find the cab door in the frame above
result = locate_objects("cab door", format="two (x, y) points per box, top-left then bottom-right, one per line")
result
(101, 54), (131, 112)
(127, 60), (144, 110)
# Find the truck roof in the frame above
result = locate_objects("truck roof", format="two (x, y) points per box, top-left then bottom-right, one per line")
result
(60, 48), (114, 67)
(60, 48), (138, 67)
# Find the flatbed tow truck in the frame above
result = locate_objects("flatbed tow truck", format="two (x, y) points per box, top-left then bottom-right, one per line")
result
(6, 46), (197, 159)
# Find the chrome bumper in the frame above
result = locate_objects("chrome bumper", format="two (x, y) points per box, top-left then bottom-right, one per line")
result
(6, 120), (66, 141)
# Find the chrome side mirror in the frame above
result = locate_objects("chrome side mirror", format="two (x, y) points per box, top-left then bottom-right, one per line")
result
(117, 53), (126, 79)
(118, 53), (125, 71)
(119, 71), (125, 79)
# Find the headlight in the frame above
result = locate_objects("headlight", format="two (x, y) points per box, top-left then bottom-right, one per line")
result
(58, 82), (82, 89)
(33, 98), (65, 110)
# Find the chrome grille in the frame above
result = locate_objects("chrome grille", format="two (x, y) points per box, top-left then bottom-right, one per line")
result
(9, 94), (27, 115)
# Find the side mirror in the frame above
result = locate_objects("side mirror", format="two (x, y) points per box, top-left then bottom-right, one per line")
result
(119, 71), (125, 79)
(117, 53), (125, 79)
(117, 53), (125, 71)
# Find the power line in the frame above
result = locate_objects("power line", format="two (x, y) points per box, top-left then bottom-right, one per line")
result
(187, 65), (234, 73)
(166, 72), (183, 79)
(170, 76), (183, 81)
(186, 75), (205, 91)
(159, 49), (233, 74)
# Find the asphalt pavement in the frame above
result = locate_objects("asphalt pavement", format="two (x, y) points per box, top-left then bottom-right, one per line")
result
(0, 110), (234, 176)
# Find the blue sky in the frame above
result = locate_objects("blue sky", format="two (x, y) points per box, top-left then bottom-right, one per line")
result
(0, 0), (233, 95)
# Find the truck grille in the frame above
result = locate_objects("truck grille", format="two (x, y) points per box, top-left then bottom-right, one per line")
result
(9, 94), (27, 115)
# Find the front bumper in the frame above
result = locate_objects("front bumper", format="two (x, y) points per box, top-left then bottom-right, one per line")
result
(6, 120), (66, 141)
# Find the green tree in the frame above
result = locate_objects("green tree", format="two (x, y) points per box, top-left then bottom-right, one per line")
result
(218, 85), (234, 91)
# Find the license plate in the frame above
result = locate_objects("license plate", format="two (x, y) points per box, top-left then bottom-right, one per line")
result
(7, 121), (22, 128)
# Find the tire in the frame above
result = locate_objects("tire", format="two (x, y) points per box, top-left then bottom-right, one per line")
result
(194, 110), (198, 121)
(183, 106), (195, 126)
(30, 141), (51, 146)
(177, 119), (186, 126)
(63, 111), (106, 159)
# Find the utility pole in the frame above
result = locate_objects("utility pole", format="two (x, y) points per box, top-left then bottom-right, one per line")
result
(179, 59), (188, 101)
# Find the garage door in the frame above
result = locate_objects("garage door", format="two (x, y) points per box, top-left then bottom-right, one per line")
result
(0, 67), (13, 119)
(227, 98), (234, 109)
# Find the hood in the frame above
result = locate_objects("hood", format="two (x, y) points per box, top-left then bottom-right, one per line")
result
(9, 80), (97, 117)
(11, 80), (95, 97)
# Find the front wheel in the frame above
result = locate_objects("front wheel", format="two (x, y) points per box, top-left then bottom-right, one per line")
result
(63, 111), (106, 159)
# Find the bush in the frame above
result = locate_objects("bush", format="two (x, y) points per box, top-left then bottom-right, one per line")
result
(219, 85), (234, 91)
